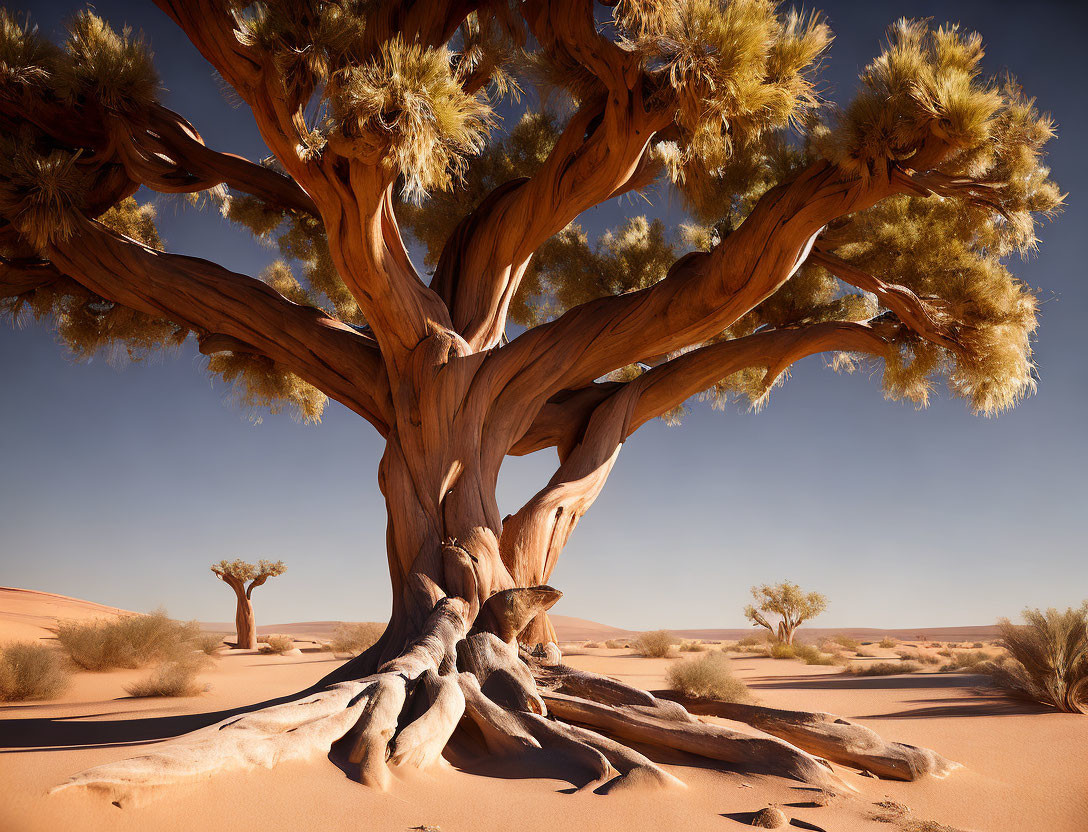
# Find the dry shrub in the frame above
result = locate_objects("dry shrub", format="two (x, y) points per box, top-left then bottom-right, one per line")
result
(896, 649), (941, 665)
(870, 799), (968, 831)
(990, 605), (1088, 713)
(583, 641), (601, 648)
(829, 634), (860, 650)
(604, 639), (628, 649)
(768, 642), (797, 659)
(940, 650), (994, 672)
(125, 656), (208, 698)
(198, 634), (226, 655)
(736, 633), (767, 648)
(856, 648), (878, 658)
(879, 637), (898, 648)
(0, 642), (71, 701)
(971, 642), (985, 648)
(636, 630), (675, 658)
(666, 652), (752, 702)
(937, 648), (953, 657)
(845, 661), (921, 676)
(330, 622), (385, 657)
(795, 644), (839, 665)
(262, 635), (295, 654)
(680, 640), (709, 652)
(56, 610), (201, 670)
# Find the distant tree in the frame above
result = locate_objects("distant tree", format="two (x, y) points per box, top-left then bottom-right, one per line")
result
(211, 559), (286, 649)
(16, 0), (1055, 804)
(744, 582), (828, 645)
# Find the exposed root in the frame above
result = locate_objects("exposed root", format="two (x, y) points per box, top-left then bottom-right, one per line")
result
(50, 598), (957, 808)
(659, 695), (960, 781)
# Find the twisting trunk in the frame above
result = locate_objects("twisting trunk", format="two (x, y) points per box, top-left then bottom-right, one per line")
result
(234, 589), (257, 650)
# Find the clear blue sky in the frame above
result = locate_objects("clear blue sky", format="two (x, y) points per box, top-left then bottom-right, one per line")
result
(2, 1), (1085, 630)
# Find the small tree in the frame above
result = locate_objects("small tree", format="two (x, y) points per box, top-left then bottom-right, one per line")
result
(211, 559), (286, 649)
(744, 582), (827, 645)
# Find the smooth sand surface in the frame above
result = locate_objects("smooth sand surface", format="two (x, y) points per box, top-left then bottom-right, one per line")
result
(2, 591), (1084, 832)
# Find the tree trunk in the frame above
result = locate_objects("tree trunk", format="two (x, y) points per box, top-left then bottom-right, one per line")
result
(51, 347), (957, 804)
(234, 591), (256, 650)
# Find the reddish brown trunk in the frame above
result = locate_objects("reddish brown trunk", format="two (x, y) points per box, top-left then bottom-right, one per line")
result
(234, 591), (256, 649)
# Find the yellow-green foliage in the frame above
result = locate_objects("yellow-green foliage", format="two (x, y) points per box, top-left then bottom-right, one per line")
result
(991, 605), (1088, 713)
(666, 651), (752, 701)
(330, 621), (385, 657)
(768, 642), (796, 659)
(124, 655), (208, 698)
(56, 610), (201, 671)
(206, 351), (327, 424)
(743, 581), (828, 642)
(211, 558), (287, 583)
(636, 629), (676, 658)
(0, 641), (71, 701)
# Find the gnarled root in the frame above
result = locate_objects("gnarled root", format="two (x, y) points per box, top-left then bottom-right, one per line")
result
(657, 694), (960, 780)
(50, 598), (954, 808)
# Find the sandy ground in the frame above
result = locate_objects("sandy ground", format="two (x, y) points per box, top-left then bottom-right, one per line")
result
(2, 591), (1085, 832)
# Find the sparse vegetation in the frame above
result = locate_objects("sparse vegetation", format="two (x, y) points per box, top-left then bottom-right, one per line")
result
(680, 640), (709, 652)
(0, 642), (72, 701)
(56, 611), (201, 671)
(262, 635), (295, 654)
(125, 657), (209, 698)
(990, 605), (1088, 713)
(796, 644), (840, 665)
(940, 650), (994, 672)
(879, 637), (898, 648)
(829, 634), (860, 650)
(896, 649), (941, 666)
(198, 634), (226, 655)
(743, 581), (827, 645)
(636, 630), (675, 658)
(972, 642), (985, 649)
(736, 633), (768, 648)
(665, 652), (752, 702)
(582, 641), (601, 648)
(845, 661), (922, 676)
(603, 639), (628, 649)
(856, 648), (878, 658)
(330, 622), (385, 657)
(769, 642), (797, 659)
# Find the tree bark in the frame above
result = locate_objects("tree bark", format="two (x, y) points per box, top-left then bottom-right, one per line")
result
(234, 591), (257, 650)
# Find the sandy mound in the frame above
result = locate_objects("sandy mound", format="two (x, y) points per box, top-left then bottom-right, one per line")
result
(0, 586), (132, 642)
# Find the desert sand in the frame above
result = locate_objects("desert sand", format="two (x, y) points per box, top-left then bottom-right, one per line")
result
(1, 588), (1085, 832)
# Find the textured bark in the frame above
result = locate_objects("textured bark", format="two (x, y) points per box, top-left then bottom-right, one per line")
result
(234, 593), (256, 651)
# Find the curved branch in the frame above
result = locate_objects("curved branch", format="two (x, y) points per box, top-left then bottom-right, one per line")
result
(432, 4), (669, 350)
(511, 321), (892, 457)
(45, 214), (392, 433)
(0, 256), (63, 297)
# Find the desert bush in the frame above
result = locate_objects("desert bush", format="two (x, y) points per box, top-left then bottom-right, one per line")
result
(735, 633), (768, 648)
(845, 661), (921, 676)
(895, 649), (941, 665)
(972, 642), (985, 649)
(829, 634), (860, 650)
(603, 639), (627, 649)
(680, 640), (709, 652)
(879, 637), (898, 648)
(583, 641), (601, 649)
(768, 642), (797, 659)
(794, 644), (839, 665)
(262, 635), (295, 654)
(125, 657), (208, 697)
(937, 648), (953, 657)
(330, 622), (385, 656)
(940, 650), (994, 672)
(989, 605), (1088, 713)
(856, 648), (878, 658)
(666, 652), (752, 702)
(198, 634), (226, 655)
(0, 642), (72, 701)
(56, 611), (201, 671)
(636, 630), (675, 658)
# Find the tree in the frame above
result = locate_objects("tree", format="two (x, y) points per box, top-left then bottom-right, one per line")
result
(9, 0), (1057, 805)
(210, 559), (287, 649)
(744, 582), (827, 645)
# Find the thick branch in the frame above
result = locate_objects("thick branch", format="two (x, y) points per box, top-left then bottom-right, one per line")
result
(0, 256), (62, 297)
(510, 321), (891, 457)
(45, 214), (392, 432)
(432, 4), (667, 350)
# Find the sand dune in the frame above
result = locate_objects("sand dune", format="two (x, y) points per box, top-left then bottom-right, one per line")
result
(1, 586), (1085, 831)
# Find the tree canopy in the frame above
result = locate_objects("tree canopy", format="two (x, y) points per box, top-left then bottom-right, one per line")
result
(0, 1), (1062, 428)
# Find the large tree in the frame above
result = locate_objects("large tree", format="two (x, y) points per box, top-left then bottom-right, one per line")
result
(6, 0), (1060, 805)
(211, 558), (287, 649)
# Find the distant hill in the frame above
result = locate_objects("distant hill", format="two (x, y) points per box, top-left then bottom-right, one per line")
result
(0, 587), (999, 645)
